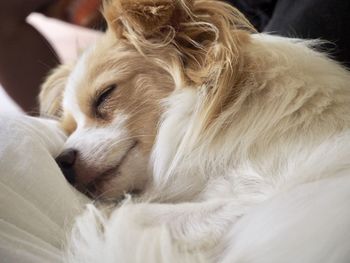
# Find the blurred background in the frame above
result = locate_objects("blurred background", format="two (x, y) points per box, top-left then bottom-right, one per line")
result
(0, 0), (104, 114)
(0, 12), (101, 113)
(0, 0), (349, 115)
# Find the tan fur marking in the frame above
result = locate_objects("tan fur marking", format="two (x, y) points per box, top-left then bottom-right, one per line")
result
(39, 64), (72, 118)
(70, 37), (174, 154)
(61, 112), (77, 135)
(103, 0), (256, 129)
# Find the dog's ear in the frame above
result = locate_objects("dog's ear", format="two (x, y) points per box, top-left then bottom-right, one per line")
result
(103, 0), (189, 39)
(104, 0), (255, 127)
(103, 0), (254, 72)
(39, 64), (71, 118)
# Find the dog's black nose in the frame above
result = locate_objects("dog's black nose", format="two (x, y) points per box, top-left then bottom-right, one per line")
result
(55, 149), (77, 184)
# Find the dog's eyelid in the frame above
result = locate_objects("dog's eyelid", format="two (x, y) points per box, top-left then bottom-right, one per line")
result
(93, 84), (117, 118)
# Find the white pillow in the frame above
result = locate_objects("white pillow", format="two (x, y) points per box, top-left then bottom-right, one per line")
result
(0, 113), (88, 263)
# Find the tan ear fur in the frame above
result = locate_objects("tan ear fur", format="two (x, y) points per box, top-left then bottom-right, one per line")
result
(104, 0), (191, 38)
(103, 0), (256, 128)
(39, 64), (71, 118)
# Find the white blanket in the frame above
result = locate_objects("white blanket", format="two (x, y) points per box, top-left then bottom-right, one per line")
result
(1, 114), (350, 263)
(0, 113), (88, 263)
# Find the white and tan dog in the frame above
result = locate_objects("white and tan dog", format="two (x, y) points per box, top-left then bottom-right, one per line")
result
(40, 0), (350, 262)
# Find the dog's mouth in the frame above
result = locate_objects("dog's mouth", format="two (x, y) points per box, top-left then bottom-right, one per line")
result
(81, 141), (138, 198)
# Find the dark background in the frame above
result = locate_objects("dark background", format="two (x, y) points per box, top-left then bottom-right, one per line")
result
(227, 0), (350, 68)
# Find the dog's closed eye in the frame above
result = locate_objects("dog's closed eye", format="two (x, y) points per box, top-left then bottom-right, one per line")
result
(94, 84), (117, 118)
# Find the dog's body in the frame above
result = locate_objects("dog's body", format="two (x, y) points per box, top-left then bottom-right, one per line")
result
(40, 0), (350, 262)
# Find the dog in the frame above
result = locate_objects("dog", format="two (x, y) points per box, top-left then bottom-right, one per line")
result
(39, 0), (350, 262)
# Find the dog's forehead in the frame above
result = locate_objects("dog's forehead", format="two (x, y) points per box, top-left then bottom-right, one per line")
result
(63, 47), (93, 125)
(61, 41), (141, 127)
(62, 41), (125, 123)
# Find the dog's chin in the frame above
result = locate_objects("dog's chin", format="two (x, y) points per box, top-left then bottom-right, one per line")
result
(81, 144), (150, 201)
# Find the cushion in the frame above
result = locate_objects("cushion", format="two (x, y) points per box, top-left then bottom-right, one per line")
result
(0, 113), (88, 263)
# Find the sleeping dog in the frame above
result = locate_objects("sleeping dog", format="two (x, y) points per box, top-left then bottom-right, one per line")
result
(39, 0), (350, 261)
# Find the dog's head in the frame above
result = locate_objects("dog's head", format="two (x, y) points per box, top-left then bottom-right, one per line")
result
(40, 0), (253, 201)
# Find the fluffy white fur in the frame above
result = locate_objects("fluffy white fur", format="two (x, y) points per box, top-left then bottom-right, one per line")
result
(62, 32), (350, 262)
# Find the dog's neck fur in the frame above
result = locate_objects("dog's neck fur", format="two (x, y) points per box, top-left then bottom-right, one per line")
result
(145, 34), (350, 203)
